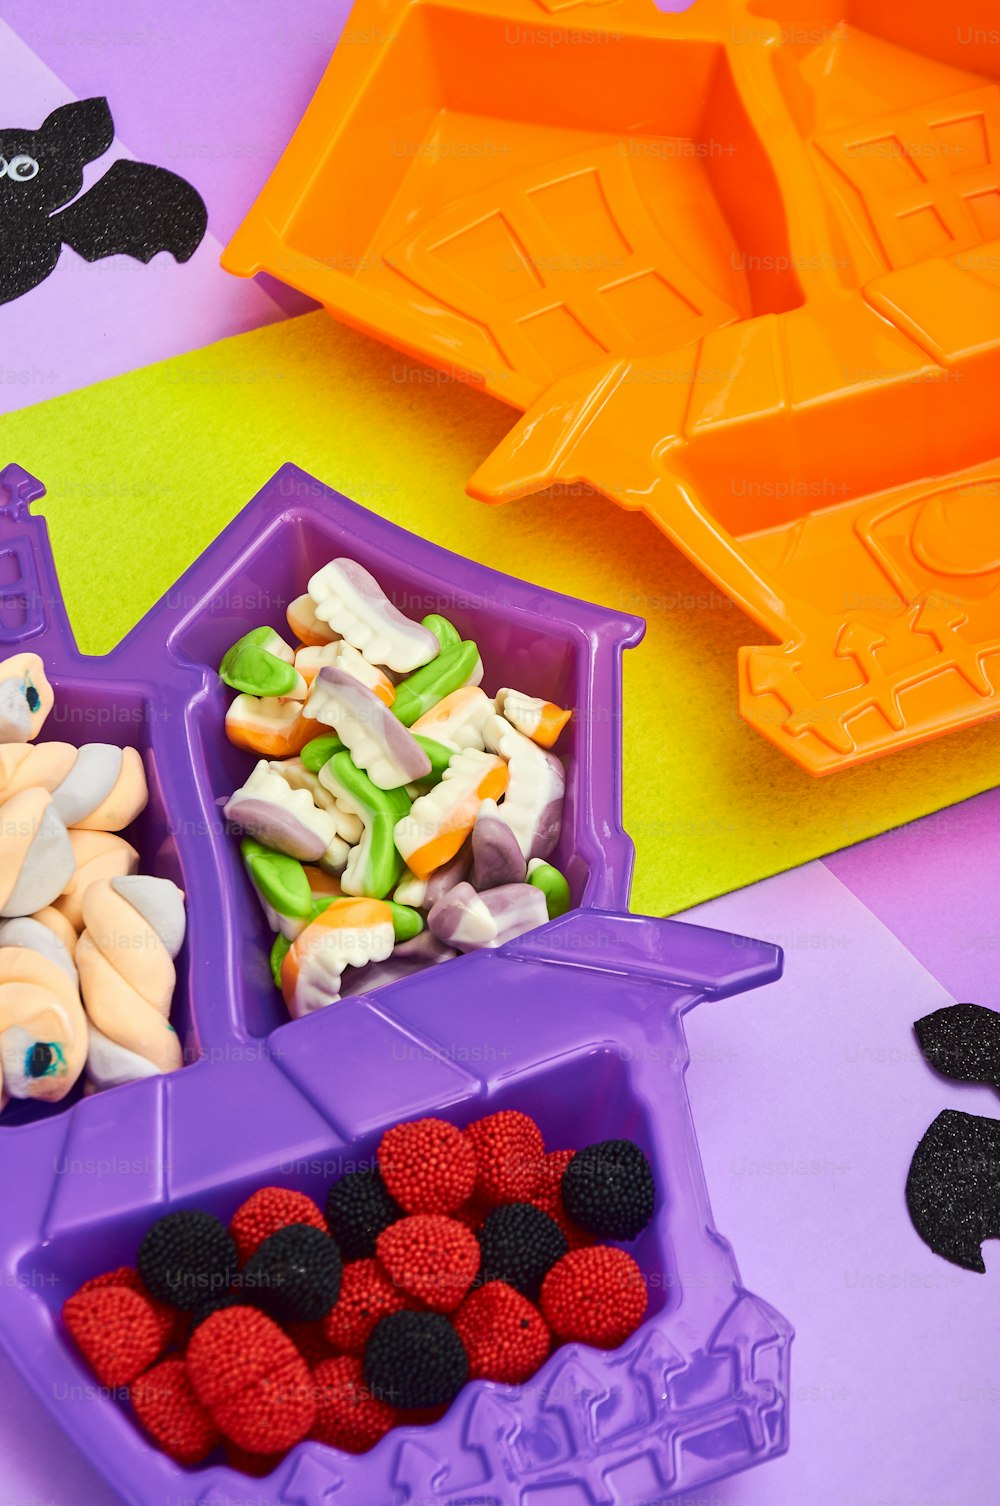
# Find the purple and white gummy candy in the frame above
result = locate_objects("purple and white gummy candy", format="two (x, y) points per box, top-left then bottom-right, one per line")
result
(338, 930), (458, 996)
(471, 799), (527, 890)
(307, 666), (430, 790)
(483, 714), (565, 861)
(395, 844), (472, 910)
(306, 558), (440, 674)
(427, 880), (548, 951)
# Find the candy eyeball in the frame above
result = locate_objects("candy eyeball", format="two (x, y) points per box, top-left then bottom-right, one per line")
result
(0, 653), (54, 742)
(26, 1040), (62, 1079)
(1, 1024), (69, 1102)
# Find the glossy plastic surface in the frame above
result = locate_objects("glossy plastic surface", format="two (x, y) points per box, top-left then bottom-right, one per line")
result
(0, 463), (791, 1503)
(224, 0), (1000, 774)
(0, 908), (790, 1506)
(0, 459), (641, 1110)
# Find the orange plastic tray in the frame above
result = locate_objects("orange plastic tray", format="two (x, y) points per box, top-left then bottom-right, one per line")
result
(224, 0), (1000, 774)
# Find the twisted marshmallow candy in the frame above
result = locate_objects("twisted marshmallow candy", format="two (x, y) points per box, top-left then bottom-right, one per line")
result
(0, 742), (147, 830)
(76, 875), (186, 1090)
(0, 653), (54, 743)
(0, 916), (86, 1107)
(0, 788), (76, 919)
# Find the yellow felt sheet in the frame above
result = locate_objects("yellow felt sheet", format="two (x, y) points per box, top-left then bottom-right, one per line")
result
(3, 309), (999, 915)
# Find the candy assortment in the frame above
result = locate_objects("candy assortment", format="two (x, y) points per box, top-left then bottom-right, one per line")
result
(0, 651), (186, 1110)
(62, 1109), (654, 1468)
(3, 469), (795, 1506)
(218, 558), (573, 1012)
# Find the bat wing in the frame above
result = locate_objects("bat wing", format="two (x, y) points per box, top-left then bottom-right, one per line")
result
(906, 1108), (1000, 1271)
(54, 159), (207, 265)
(914, 1002), (1000, 1089)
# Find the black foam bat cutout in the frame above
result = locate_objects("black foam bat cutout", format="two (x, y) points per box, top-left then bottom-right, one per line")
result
(906, 1002), (1000, 1271)
(914, 1002), (1000, 1091)
(906, 1110), (1000, 1273)
(0, 97), (206, 305)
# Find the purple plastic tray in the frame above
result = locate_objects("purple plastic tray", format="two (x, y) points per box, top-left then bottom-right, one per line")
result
(0, 458), (641, 1117)
(0, 462), (793, 1503)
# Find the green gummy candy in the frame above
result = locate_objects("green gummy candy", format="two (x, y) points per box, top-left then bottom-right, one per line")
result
(301, 733), (345, 773)
(241, 839), (313, 920)
(388, 902), (424, 942)
(220, 627), (299, 697)
(421, 613), (461, 651)
(392, 640), (481, 727)
(326, 751), (410, 898)
(270, 932), (291, 987)
(311, 895), (340, 918)
(528, 861), (571, 919)
(412, 735), (452, 785)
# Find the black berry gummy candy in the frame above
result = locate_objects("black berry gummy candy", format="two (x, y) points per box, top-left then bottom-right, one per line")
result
(325, 1169), (402, 1261)
(138, 1210), (237, 1311)
(561, 1139), (655, 1241)
(364, 1310), (468, 1410)
(241, 1223), (342, 1323)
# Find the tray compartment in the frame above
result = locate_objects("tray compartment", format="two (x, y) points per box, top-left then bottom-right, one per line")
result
(167, 477), (642, 1039)
(0, 909), (791, 1506)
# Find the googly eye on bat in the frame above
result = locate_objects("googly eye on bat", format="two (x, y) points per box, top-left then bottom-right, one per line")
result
(0, 96), (207, 306)
(0, 154), (40, 182)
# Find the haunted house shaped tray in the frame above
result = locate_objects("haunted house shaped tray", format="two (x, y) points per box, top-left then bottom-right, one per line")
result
(0, 461), (791, 1502)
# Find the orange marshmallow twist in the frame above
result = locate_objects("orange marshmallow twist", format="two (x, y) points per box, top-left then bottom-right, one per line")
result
(53, 831), (139, 932)
(0, 742), (147, 830)
(77, 875), (186, 1080)
(0, 787), (76, 918)
(31, 906), (79, 957)
(0, 941), (87, 1107)
(0, 652), (54, 743)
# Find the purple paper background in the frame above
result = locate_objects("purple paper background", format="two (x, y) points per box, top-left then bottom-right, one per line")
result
(0, 3), (332, 413)
(682, 845), (1000, 1506)
(0, 0), (715, 416)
